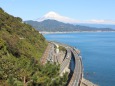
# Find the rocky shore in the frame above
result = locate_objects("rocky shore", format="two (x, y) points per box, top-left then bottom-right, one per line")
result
(80, 78), (98, 86)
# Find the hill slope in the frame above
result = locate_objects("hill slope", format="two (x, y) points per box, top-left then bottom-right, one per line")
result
(0, 8), (68, 86)
(25, 20), (114, 32)
(0, 8), (47, 59)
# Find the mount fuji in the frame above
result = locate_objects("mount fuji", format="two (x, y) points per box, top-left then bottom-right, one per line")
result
(35, 12), (115, 26)
(36, 11), (79, 24)
(25, 12), (115, 32)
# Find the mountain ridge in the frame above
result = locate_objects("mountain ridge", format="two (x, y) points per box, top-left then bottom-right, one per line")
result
(25, 19), (115, 32)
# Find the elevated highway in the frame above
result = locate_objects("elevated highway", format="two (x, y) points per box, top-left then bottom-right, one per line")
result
(52, 41), (83, 86)
(68, 48), (83, 86)
(41, 41), (83, 86)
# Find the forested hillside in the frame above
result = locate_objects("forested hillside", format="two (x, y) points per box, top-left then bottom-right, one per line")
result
(0, 8), (67, 86)
(25, 20), (114, 32)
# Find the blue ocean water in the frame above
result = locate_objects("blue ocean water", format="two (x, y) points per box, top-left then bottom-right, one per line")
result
(44, 32), (115, 86)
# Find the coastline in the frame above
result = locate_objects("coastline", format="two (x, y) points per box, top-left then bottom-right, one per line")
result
(40, 31), (115, 34)
(44, 33), (115, 86)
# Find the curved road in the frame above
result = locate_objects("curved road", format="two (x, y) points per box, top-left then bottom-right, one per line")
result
(68, 48), (82, 86)
(52, 41), (83, 86)
(46, 41), (83, 86)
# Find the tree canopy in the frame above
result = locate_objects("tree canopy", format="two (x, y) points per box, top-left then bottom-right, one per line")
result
(0, 8), (68, 86)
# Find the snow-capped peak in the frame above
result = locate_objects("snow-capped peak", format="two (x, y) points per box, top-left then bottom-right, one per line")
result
(35, 11), (115, 24)
(44, 11), (60, 18)
(37, 11), (79, 24)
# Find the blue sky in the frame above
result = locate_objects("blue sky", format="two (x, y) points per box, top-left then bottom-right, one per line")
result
(0, 0), (115, 24)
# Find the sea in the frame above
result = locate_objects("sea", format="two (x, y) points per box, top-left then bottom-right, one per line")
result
(43, 32), (115, 86)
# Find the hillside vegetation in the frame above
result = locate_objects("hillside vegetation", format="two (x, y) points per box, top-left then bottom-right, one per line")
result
(0, 8), (68, 86)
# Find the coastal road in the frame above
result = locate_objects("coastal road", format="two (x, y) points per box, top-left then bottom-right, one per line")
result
(48, 41), (83, 86)
(68, 48), (82, 86)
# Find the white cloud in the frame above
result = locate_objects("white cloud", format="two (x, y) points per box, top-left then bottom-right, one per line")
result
(83, 19), (115, 24)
